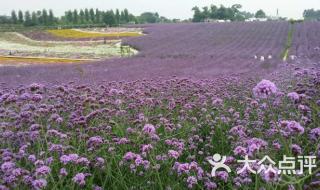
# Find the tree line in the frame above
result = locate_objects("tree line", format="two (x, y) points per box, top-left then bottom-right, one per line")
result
(192, 4), (267, 22)
(0, 9), (172, 26)
(303, 9), (320, 21)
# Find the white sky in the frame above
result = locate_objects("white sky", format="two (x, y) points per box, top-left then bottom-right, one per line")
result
(0, 0), (319, 19)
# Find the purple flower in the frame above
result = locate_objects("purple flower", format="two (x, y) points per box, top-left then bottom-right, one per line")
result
(245, 138), (268, 156)
(216, 171), (229, 182)
(143, 124), (156, 135)
(260, 168), (279, 182)
(287, 92), (300, 102)
(72, 173), (86, 186)
(76, 157), (90, 166)
(60, 154), (79, 165)
(32, 94), (43, 102)
(1, 161), (15, 172)
(87, 136), (104, 147)
(59, 168), (68, 176)
(168, 150), (180, 159)
(229, 125), (247, 138)
(186, 176), (197, 189)
(253, 80), (278, 98)
(123, 152), (137, 161)
(35, 166), (51, 176)
(0, 185), (9, 190)
(204, 181), (217, 190)
(93, 186), (103, 190)
(291, 144), (302, 155)
(29, 83), (43, 91)
(32, 179), (47, 190)
(280, 121), (304, 136)
(95, 157), (105, 168)
(141, 144), (153, 153)
(233, 146), (247, 156)
(310, 128), (320, 141)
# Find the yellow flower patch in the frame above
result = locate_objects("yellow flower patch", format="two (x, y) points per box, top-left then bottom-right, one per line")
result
(0, 56), (89, 64)
(47, 29), (142, 39)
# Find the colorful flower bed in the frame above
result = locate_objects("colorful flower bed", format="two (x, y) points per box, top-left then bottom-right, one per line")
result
(0, 56), (86, 65)
(0, 32), (137, 64)
(47, 29), (143, 39)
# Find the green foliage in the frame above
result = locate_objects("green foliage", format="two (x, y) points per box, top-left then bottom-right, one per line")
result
(138, 12), (160, 24)
(18, 10), (24, 24)
(11, 10), (18, 24)
(1, 8), (171, 28)
(23, 11), (32, 26)
(303, 9), (320, 21)
(192, 4), (256, 22)
(255, 9), (266, 18)
(102, 10), (116, 26)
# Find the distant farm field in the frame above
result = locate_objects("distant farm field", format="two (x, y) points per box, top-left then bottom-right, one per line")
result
(0, 22), (291, 83)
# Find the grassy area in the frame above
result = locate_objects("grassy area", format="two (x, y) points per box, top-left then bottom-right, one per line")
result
(47, 29), (143, 39)
(281, 23), (294, 61)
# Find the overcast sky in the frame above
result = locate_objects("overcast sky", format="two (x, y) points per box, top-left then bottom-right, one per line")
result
(1, 0), (319, 19)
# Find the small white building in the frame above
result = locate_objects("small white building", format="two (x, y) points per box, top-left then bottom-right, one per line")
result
(245, 18), (268, 22)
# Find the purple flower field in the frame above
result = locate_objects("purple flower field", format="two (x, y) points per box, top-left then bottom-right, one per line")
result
(0, 22), (290, 86)
(0, 22), (320, 189)
(292, 21), (320, 62)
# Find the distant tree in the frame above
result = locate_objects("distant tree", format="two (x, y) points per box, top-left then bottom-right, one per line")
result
(120, 10), (125, 23)
(115, 9), (120, 24)
(89, 8), (95, 23)
(192, 3), (258, 22)
(18, 10), (24, 24)
(65, 10), (73, 24)
(123, 9), (129, 22)
(0, 16), (11, 24)
(216, 5), (228, 20)
(31, 12), (38, 25)
(42, 9), (48, 25)
(202, 6), (210, 19)
(231, 4), (242, 11)
(128, 14), (137, 23)
(103, 10), (116, 26)
(84, 8), (90, 22)
(255, 9), (266, 18)
(11, 10), (18, 24)
(192, 6), (204, 22)
(303, 9), (320, 21)
(231, 4), (242, 20)
(73, 9), (79, 24)
(138, 12), (159, 23)
(1, 8), (168, 27)
(24, 11), (32, 26)
(36, 11), (43, 24)
(209, 5), (218, 19)
(79, 9), (85, 24)
(48, 9), (55, 25)
(95, 9), (101, 23)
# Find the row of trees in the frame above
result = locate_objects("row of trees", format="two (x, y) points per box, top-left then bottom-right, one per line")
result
(303, 9), (320, 21)
(11, 10), (56, 26)
(0, 9), (171, 27)
(192, 4), (266, 22)
(62, 9), (135, 25)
